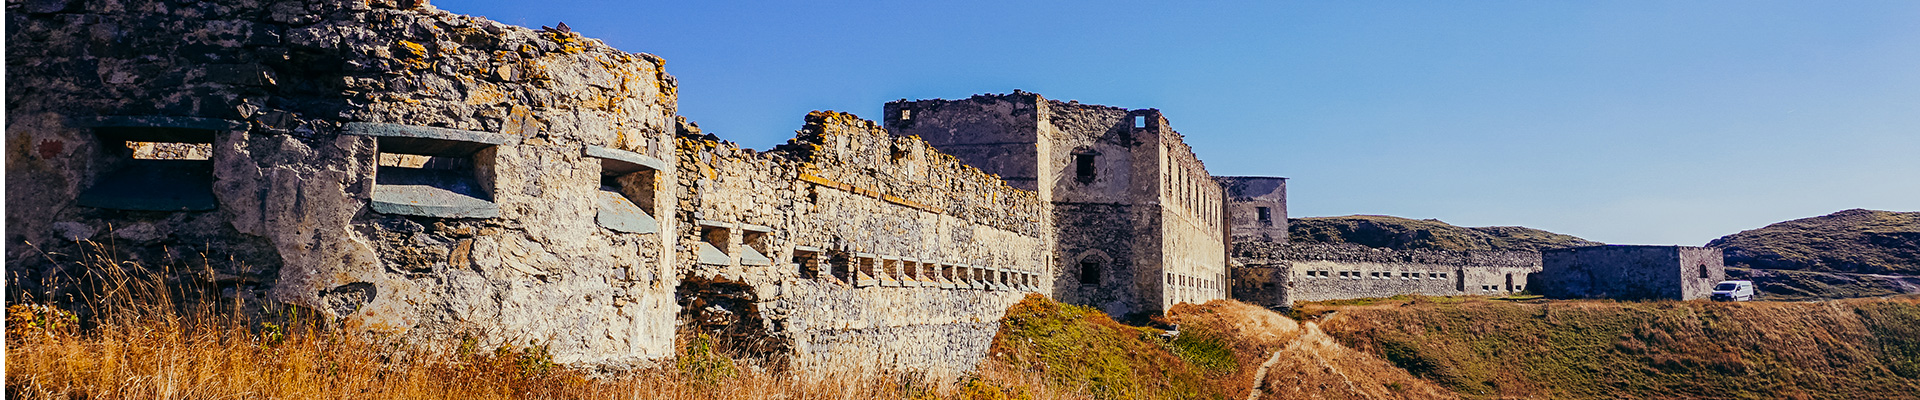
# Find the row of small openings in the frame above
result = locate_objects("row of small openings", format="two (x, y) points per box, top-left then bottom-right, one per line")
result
(1304, 270), (1450, 280)
(74, 118), (665, 235)
(1166, 162), (1217, 230)
(790, 248), (1040, 292)
(695, 220), (773, 266)
(351, 124), (665, 234)
(1165, 273), (1220, 290)
(1479, 285), (1522, 292)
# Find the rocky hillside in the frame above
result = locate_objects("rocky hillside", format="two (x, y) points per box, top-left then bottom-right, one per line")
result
(1288, 215), (1601, 252)
(1307, 296), (1920, 400)
(1708, 209), (1920, 274)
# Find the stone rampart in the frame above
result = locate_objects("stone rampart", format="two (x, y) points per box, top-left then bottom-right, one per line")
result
(8, 0), (684, 367)
(674, 111), (1050, 378)
(1232, 242), (1541, 307)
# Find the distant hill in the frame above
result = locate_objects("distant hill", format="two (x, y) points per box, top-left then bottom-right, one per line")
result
(1707, 209), (1920, 274)
(1287, 215), (1601, 252)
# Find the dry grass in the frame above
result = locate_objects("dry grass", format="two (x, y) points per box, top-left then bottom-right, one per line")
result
(1168, 300), (1455, 400)
(3, 246), (1089, 400)
(1310, 296), (1920, 399)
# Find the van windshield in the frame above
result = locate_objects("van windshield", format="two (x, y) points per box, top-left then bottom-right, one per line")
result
(1715, 283), (1740, 291)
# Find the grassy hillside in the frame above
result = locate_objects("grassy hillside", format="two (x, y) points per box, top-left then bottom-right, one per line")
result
(1288, 215), (1601, 252)
(987, 295), (1451, 400)
(1307, 296), (1920, 400)
(1708, 209), (1920, 274)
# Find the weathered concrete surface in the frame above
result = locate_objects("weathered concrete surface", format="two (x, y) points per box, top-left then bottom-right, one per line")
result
(7, 0), (679, 367)
(1232, 242), (1542, 308)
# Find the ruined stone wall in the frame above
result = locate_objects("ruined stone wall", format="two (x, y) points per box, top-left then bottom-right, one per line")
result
(883, 93), (1047, 195)
(1231, 242), (1541, 308)
(7, 0), (680, 366)
(675, 111), (1049, 378)
(1218, 176), (1288, 243)
(1536, 245), (1725, 300)
(884, 93), (1227, 319)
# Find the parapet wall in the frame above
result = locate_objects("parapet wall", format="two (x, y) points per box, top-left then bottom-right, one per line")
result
(674, 111), (1050, 377)
(1232, 242), (1541, 307)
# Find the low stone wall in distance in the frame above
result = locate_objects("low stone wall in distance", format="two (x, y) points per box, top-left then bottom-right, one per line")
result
(1232, 242), (1542, 308)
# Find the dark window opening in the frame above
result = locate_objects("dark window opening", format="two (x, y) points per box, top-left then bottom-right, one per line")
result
(829, 254), (853, 282)
(1074, 154), (1096, 182)
(81, 128), (220, 211)
(1256, 206), (1272, 222)
(794, 249), (820, 279)
(1079, 261), (1101, 285)
(1699, 265), (1710, 279)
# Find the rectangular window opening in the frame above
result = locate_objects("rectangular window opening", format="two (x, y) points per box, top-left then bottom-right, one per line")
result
(587, 145), (664, 233)
(1133, 115), (1146, 128)
(351, 123), (515, 219)
(1074, 153), (1096, 182)
(739, 230), (772, 266)
(697, 226), (732, 266)
(80, 118), (233, 212)
(794, 248), (821, 279)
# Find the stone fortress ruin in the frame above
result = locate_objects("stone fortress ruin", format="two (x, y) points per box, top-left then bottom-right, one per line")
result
(4, 0), (1721, 376)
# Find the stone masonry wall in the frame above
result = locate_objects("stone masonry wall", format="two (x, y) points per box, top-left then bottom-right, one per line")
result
(675, 111), (1049, 378)
(1536, 245), (1726, 300)
(1146, 111), (1229, 312)
(1218, 176), (1288, 243)
(7, 0), (681, 367)
(1232, 242), (1541, 308)
(886, 93), (1228, 320)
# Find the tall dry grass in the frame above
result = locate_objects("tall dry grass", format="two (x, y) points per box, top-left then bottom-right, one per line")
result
(5, 243), (1087, 400)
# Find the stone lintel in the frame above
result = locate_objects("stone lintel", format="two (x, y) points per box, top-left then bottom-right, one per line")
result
(584, 145), (668, 174)
(345, 122), (517, 156)
(739, 223), (773, 232)
(89, 116), (247, 143)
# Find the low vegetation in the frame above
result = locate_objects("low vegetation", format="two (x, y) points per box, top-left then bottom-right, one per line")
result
(1307, 296), (1920, 399)
(1289, 215), (1601, 252)
(3, 251), (1092, 400)
(1708, 209), (1920, 274)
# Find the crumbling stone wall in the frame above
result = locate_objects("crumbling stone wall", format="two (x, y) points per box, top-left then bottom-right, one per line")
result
(1232, 242), (1541, 308)
(885, 93), (1227, 320)
(1536, 245), (1726, 300)
(675, 111), (1049, 377)
(7, 0), (680, 366)
(1218, 176), (1288, 243)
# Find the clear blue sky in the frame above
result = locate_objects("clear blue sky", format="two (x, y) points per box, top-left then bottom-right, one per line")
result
(442, 1), (1920, 246)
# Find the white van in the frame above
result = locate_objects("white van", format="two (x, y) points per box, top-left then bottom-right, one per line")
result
(1710, 280), (1755, 302)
